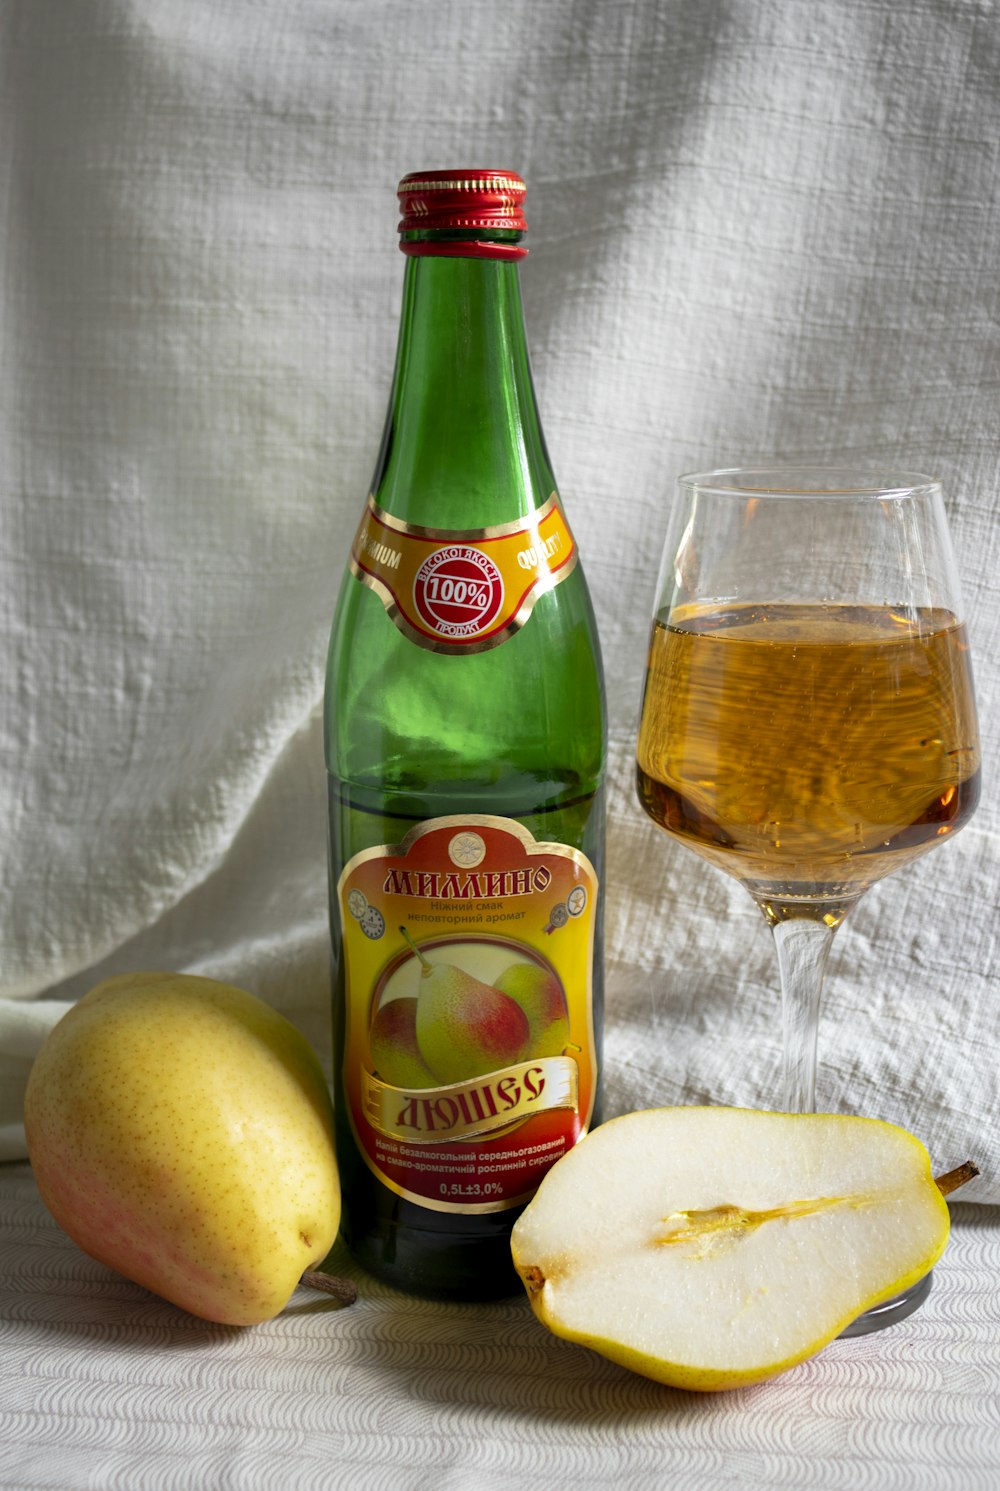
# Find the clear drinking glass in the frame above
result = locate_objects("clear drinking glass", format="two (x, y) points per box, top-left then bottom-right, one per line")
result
(635, 467), (981, 1331)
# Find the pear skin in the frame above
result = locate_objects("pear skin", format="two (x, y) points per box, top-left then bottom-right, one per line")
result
(410, 954), (530, 1084)
(369, 998), (437, 1089)
(494, 962), (569, 1058)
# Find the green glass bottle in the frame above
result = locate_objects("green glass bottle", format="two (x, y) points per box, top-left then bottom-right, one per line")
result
(324, 170), (606, 1300)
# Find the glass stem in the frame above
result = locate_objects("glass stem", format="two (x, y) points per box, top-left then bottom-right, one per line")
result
(770, 917), (837, 1114)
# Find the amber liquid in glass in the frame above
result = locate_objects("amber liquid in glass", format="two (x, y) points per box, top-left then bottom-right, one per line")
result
(636, 603), (980, 908)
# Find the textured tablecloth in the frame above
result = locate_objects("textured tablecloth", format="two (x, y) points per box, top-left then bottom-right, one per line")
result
(2, 1163), (999, 1491)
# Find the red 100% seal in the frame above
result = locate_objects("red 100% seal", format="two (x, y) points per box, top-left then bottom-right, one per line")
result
(413, 545), (505, 639)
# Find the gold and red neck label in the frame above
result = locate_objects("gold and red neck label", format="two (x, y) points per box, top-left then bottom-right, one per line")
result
(338, 814), (599, 1213)
(348, 493), (577, 652)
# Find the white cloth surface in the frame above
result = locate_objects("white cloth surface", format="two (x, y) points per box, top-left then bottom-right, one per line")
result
(1, 0), (997, 1212)
(2, 1162), (999, 1491)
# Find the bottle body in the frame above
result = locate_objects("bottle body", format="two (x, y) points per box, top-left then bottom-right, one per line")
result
(325, 199), (605, 1300)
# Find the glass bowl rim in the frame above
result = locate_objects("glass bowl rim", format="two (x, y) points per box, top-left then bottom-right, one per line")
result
(678, 465), (942, 500)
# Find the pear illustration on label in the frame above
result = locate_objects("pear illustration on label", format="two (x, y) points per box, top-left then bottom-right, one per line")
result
(494, 963), (570, 1059)
(368, 998), (437, 1089)
(338, 817), (599, 1214)
(401, 928), (529, 1084)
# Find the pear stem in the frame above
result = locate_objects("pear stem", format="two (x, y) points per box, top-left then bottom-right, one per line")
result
(934, 1161), (979, 1197)
(299, 1270), (358, 1306)
(400, 925), (431, 972)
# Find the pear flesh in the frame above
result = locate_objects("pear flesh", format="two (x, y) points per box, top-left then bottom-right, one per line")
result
(510, 1107), (951, 1391)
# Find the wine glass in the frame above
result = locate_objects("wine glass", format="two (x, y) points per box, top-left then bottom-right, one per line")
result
(635, 466), (981, 1332)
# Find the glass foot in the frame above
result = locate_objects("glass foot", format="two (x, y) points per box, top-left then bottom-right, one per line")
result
(838, 1271), (933, 1337)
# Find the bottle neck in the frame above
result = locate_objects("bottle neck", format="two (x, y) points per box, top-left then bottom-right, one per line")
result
(370, 253), (555, 528)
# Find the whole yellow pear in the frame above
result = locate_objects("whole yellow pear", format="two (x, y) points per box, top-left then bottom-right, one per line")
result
(24, 971), (341, 1326)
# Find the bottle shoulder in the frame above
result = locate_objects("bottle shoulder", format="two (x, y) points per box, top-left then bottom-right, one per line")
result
(328, 552), (603, 684)
(325, 566), (606, 795)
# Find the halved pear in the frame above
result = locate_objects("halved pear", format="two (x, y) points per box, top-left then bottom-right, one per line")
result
(510, 1107), (952, 1392)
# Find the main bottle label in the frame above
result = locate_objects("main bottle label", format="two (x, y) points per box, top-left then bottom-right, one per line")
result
(338, 815), (599, 1213)
(348, 493), (577, 652)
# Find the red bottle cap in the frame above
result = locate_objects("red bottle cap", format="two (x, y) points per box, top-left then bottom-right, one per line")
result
(397, 169), (528, 260)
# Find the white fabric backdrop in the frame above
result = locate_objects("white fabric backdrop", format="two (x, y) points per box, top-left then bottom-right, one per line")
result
(1, 0), (997, 1200)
